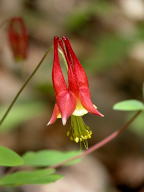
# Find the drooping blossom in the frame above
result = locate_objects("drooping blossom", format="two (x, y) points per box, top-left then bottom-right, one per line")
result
(8, 17), (28, 60)
(48, 36), (104, 144)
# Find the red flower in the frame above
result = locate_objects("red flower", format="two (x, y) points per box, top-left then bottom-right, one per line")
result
(48, 36), (103, 126)
(47, 36), (104, 144)
(8, 17), (28, 60)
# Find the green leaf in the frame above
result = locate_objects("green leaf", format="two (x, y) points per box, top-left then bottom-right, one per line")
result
(23, 150), (81, 167)
(0, 169), (63, 186)
(0, 146), (24, 167)
(130, 113), (144, 136)
(113, 100), (144, 111)
(0, 102), (45, 132)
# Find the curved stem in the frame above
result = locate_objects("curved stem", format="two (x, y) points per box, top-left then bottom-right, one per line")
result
(0, 50), (50, 126)
(51, 110), (142, 169)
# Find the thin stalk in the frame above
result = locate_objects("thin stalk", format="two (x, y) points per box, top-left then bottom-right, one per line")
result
(51, 110), (142, 169)
(0, 50), (50, 126)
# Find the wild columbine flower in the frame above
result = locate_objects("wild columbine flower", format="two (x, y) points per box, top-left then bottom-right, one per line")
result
(8, 17), (28, 61)
(47, 36), (104, 146)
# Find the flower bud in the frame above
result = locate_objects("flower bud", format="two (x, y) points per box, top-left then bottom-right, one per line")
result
(8, 17), (28, 61)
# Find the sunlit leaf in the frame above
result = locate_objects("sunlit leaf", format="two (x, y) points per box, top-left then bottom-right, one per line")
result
(113, 100), (144, 111)
(0, 146), (23, 167)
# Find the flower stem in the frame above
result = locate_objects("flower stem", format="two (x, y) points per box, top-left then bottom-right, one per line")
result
(51, 110), (142, 169)
(0, 50), (49, 126)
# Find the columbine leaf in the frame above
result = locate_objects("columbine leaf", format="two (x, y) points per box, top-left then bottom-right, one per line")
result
(0, 169), (63, 186)
(23, 150), (81, 167)
(0, 146), (23, 167)
(113, 100), (144, 111)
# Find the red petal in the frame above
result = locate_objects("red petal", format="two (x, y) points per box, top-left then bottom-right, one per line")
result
(56, 91), (76, 125)
(79, 87), (104, 117)
(52, 36), (67, 95)
(58, 39), (79, 95)
(47, 104), (60, 125)
(62, 37), (89, 88)
(52, 37), (77, 124)
(62, 37), (103, 117)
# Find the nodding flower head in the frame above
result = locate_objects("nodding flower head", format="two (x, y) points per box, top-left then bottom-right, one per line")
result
(8, 17), (28, 61)
(47, 36), (104, 146)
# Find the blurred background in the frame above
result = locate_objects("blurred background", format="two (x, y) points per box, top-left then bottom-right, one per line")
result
(0, 0), (144, 191)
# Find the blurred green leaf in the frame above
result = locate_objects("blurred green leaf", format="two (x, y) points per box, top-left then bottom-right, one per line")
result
(0, 169), (62, 186)
(85, 35), (132, 72)
(36, 82), (54, 96)
(135, 24), (144, 41)
(113, 100), (144, 111)
(130, 113), (144, 136)
(90, 0), (112, 16)
(66, 1), (112, 33)
(66, 9), (91, 33)
(0, 102), (45, 132)
(23, 150), (81, 167)
(0, 146), (23, 167)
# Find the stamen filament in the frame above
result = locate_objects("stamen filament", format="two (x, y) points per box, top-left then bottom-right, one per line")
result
(67, 116), (92, 148)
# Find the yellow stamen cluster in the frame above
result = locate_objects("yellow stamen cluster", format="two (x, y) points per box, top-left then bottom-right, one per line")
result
(67, 116), (92, 148)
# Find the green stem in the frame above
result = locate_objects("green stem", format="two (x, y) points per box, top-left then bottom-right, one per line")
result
(0, 50), (50, 126)
(51, 110), (142, 169)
